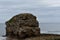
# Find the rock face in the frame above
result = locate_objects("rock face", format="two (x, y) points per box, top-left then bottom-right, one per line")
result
(5, 13), (40, 38)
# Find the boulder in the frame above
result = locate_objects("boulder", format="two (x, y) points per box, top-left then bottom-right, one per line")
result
(5, 13), (40, 38)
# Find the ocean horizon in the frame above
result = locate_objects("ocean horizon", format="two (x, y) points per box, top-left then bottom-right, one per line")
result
(0, 23), (60, 37)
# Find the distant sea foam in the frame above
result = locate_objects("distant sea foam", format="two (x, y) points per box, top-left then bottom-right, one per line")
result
(0, 37), (6, 40)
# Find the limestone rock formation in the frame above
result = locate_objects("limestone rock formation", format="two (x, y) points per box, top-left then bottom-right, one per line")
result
(5, 13), (40, 38)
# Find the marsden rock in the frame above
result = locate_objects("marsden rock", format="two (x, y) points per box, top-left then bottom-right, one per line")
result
(5, 13), (40, 38)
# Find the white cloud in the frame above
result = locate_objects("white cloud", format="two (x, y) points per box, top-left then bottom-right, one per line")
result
(39, 0), (60, 7)
(1, 0), (60, 9)
(0, 0), (40, 9)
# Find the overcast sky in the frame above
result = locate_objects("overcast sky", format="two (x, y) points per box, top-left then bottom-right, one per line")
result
(0, 0), (60, 23)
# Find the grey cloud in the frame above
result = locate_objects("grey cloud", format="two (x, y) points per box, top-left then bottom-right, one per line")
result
(0, 0), (60, 23)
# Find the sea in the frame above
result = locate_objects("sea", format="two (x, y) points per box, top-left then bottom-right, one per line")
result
(0, 23), (60, 40)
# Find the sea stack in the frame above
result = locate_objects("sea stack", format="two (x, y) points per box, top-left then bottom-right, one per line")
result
(5, 13), (40, 39)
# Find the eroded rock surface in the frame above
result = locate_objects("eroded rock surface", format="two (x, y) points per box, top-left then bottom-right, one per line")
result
(5, 13), (40, 39)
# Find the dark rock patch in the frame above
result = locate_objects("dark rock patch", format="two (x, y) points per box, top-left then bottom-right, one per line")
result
(5, 13), (40, 39)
